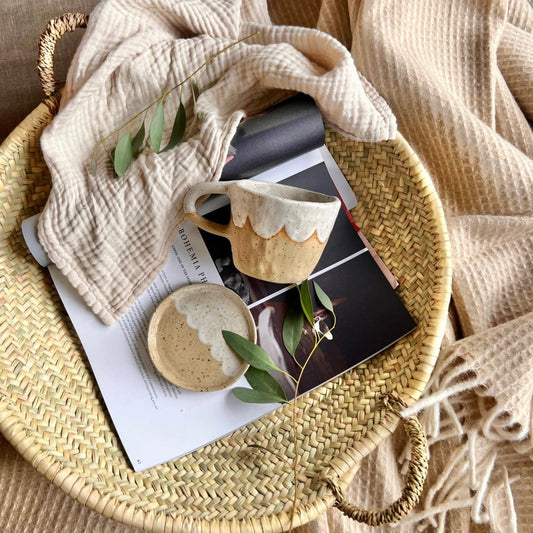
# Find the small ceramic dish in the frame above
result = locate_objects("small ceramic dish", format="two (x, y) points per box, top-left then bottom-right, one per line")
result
(147, 283), (256, 392)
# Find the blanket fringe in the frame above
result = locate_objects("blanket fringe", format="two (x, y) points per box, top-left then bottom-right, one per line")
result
(395, 346), (524, 532)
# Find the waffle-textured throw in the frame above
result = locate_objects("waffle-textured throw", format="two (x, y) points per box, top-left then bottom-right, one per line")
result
(37, 0), (395, 326)
(289, 0), (533, 531)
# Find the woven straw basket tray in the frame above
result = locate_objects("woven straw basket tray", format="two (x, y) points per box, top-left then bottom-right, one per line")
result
(0, 14), (452, 533)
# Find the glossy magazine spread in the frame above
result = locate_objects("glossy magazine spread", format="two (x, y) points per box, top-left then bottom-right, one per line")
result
(22, 96), (414, 471)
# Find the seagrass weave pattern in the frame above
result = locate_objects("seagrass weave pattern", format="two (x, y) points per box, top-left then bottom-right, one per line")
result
(0, 20), (451, 527)
(0, 106), (451, 531)
(37, 13), (88, 102)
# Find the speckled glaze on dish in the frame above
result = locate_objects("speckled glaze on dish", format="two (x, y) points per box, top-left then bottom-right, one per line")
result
(147, 284), (256, 392)
(184, 180), (341, 283)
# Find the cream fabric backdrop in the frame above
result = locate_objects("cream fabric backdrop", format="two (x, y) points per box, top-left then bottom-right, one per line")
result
(1, 0), (532, 532)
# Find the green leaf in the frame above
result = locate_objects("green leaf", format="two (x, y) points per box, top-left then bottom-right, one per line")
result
(244, 367), (287, 401)
(299, 279), (314, 326)
(282, 299), (303, 357)
(113, 131), (132, 178)
(232, 387), (286, 404)
(191, 79), (200, 100)
(222, 330), (281, 372)
(191, 79), (200, 119)
(131, 121), (145, 156)
(90, 157), (97, 175)
(314, 282), (334, 313)
(162, 102), (186, 152)
(150, 100), (165, 153)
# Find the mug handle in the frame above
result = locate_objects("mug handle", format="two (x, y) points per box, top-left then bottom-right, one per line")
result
(183, 181), (232, 238)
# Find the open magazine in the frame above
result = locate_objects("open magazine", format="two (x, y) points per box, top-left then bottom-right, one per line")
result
(22, 96), (415, 471)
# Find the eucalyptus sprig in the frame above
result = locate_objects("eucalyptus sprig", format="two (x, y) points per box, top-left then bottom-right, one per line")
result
(223, 279), (337, 531)
(224, 280), (336, 405)
(89, 31), (258, 178)
(222, 330), (292, 404)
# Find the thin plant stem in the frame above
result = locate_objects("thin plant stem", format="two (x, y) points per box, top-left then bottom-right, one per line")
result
(291, 354), (304, 371)
(278, 368), (299, 385)
(92, 31), (259, 160)
(288, 313), (337, 533)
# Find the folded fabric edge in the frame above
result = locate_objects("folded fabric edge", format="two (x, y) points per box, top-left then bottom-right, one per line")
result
(37, 113), (245, 326)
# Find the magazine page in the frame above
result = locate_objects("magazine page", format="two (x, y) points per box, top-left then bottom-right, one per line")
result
(22, 148), (360, 472)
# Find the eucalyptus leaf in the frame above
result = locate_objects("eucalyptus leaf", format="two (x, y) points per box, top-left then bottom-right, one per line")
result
(162, 102), (186, 152)
(232, 387), (286, 404)
(299, 279), (314, 326)
(244, 367), (287, 401)
(222, 330), (281, 372)
(150, 100), (165, 153)
(113, 131), (132, 178)
(314, 282), (334, 313)
(90, 157), (97, 175)
(191, 79), (200, 119)
(131, 121), (145, 156)
(282, 299), (304, 357)
(191, 79), (200, 100)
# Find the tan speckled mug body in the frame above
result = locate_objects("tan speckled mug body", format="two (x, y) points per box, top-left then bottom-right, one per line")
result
(184, 180), (341, 283)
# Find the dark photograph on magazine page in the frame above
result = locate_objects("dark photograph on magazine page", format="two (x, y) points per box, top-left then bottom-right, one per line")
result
(198, 167), (415, 398)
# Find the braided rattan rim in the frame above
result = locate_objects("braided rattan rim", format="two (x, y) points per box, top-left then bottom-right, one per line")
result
(37, 13), (88, 105)
(0, 13), (452, 532)
(325, 396), (429, 525)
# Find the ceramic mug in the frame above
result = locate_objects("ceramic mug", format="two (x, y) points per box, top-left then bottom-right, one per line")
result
(183, 180), (341, 283)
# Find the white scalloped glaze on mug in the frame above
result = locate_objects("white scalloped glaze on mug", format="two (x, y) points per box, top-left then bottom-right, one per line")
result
(230, 181), (340, 242)
(147, 284), (255, 392)
(226, 182), (341, 282)
(184, 180), (341, 284)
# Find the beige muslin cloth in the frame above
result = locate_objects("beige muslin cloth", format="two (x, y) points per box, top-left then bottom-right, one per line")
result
(37, 0), (395, 325)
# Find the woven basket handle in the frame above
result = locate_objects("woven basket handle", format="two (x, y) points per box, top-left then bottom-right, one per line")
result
(325, 398), (429, 526)
(37, 13), (89, 99)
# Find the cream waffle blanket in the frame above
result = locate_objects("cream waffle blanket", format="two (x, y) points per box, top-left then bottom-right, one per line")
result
(288, 0), (533, 531)
(37, 0), (395, 326)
